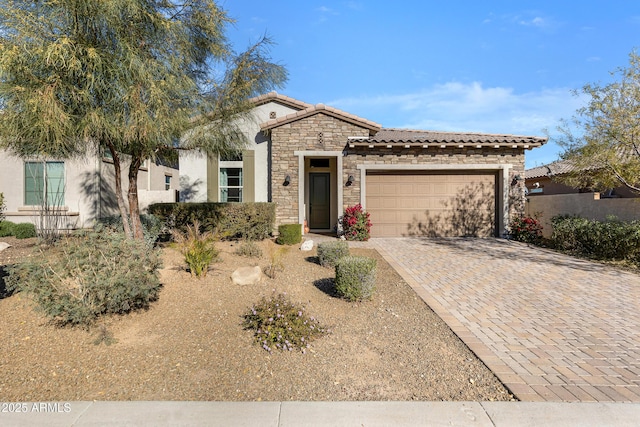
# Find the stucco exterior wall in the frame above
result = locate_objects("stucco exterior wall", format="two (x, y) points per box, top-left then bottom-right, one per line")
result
(179, 100), (301, 203)
(0, 149), (178, 229)
(526, 192), (640, 237)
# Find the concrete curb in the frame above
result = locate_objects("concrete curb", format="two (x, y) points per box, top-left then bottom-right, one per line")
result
(2, 401), (640, 426)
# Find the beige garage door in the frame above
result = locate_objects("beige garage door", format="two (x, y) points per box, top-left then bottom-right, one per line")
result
(366, 171), (497, 237)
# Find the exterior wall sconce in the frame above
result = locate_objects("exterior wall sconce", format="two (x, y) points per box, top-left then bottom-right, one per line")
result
(283, 175), (291, 186)
(511, 174), (523, 186)
(346, 175), (355, 186)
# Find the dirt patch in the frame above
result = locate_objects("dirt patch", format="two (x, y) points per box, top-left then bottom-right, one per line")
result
(0, 237), (515, 401)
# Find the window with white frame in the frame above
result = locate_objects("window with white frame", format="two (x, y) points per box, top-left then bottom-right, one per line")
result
(165, 174), (172, 191)
(219, 152), (243, 202)
(24, 161), (65, 206)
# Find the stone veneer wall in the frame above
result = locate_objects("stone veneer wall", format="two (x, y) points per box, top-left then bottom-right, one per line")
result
(269, 114), (371, 227)
(268, 112), (527, 228)
(342, 147), (526, 212)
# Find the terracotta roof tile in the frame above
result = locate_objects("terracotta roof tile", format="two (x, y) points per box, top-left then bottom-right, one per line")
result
(250, 91), (312, 111)
(261, 103), (382, 133)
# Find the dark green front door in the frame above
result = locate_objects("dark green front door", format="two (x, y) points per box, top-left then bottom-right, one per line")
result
(309, 173), (330, 229)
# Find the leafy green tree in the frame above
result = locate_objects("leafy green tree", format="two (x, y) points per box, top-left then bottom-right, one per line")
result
(0, 0), (287, 239)
(554, 50), (640, 194)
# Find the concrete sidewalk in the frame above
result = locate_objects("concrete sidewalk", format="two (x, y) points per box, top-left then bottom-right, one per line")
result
(2, 401), (640, 426)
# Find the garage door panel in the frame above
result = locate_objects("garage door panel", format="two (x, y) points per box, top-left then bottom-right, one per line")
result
(366, 172), (496, 237)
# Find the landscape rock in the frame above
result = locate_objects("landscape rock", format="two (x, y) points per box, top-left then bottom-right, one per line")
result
(300, 240), (314, 251)
(0, 242), (11, 252)
(231, 266), (263, 286)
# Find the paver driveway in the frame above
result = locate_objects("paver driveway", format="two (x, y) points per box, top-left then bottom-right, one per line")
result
(366, 237), (640, 402)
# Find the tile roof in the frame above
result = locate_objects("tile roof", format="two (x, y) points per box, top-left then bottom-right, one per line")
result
(250, 91), (312, 111)
(261, 103), (382, 133)
(525, 159), (577, 179)
(348, 128), (547, 150)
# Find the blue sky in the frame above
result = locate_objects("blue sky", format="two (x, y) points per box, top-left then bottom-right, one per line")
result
(221, 1), (640, 168)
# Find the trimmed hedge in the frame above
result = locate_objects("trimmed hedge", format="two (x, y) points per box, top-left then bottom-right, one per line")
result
(317, 241), (349, 267)
(276, 224), (302, 245)
(148, 202), (275, 240)
(13, 223), (36, 239)
(334, 256), (377, 301)
(551, 215), (640, 263)
(0, 221), (16, 238)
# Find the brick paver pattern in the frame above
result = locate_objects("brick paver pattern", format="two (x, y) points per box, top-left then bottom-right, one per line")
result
(365, 237), (640, 402)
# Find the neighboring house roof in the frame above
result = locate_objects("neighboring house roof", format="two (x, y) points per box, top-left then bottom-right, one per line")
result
(525, 159), (577, 179)
(350, 128), (547, 149)
(261, 103), (382, 134)
(251, 91), (312, 111)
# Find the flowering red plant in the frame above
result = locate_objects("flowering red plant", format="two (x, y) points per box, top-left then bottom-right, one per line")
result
(341, 204), (372, 241)
(509, 215), (543, 244)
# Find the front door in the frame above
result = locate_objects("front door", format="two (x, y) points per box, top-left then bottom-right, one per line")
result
(309, 173), (330, 229)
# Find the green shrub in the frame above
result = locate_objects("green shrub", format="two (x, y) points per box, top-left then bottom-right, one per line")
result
(172, 221), (219, 277)
(334, 256), (377, 301)
(98, 214), (164, 248)
(235, 240), (263, 258)
(276, 224), (301, 245)
(551, 215), (640, 262)
(6, 229), (162, 327)
(243, 292), (327, 353)
(0, 221), (15, 237)
(13, 223), (36, 239)
(508, 215), (543, 244)
(148, 202), (275, 240)
(317, 241), (349, 267)
(342, 204), (371, 241)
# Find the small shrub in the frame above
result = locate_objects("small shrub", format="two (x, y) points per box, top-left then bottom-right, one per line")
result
(243, 292), (327, 353)
(172, 220), (219, 277)
(264, 240), (289, 279)
(12, 223), (36, 239)
(6, 229), (162, 327)
(0, 221), (15, 237)
(508, 215), (543, 244)
(276, 224), (301, 245)
(334, 256), (377, 301)
(235, 240), (263, 258)
(341, 204), (371, 241)
(317, 241), (349, 267)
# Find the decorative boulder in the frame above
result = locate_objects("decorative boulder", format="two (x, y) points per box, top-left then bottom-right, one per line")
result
(300, 240), (314, 251)
(231, 266), (263, 286)
(0, 242), (11, 252)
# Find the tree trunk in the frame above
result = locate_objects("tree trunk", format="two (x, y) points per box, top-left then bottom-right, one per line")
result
(106, 143), (133, 239)
(128, 155), (145, 240)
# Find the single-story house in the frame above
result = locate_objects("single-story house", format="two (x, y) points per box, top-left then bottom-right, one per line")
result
(180, 92), (547, 238)
(525, 159), (639, 198)
(0, 149), (179, 229)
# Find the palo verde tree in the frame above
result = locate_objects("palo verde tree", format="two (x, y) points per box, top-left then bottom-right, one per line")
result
(554, 50), (640, 194)
(0, 0), (287, 239)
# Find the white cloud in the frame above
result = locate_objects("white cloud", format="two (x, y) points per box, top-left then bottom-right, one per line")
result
(330, 81), (586, 136)
(329, 82), (588, 167)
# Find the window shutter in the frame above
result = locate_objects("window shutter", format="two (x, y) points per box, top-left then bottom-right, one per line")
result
(243, 150), (255, 202)
(207, 154), (219, 202)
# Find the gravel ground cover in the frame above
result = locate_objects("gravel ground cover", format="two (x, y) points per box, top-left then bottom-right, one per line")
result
(0, 236), (514, 401)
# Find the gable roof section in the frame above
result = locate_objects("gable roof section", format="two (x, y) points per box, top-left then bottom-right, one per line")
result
(251, 91), (312, 111)
(260, 103), (382, 134)
(349, 128), (547, 150)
